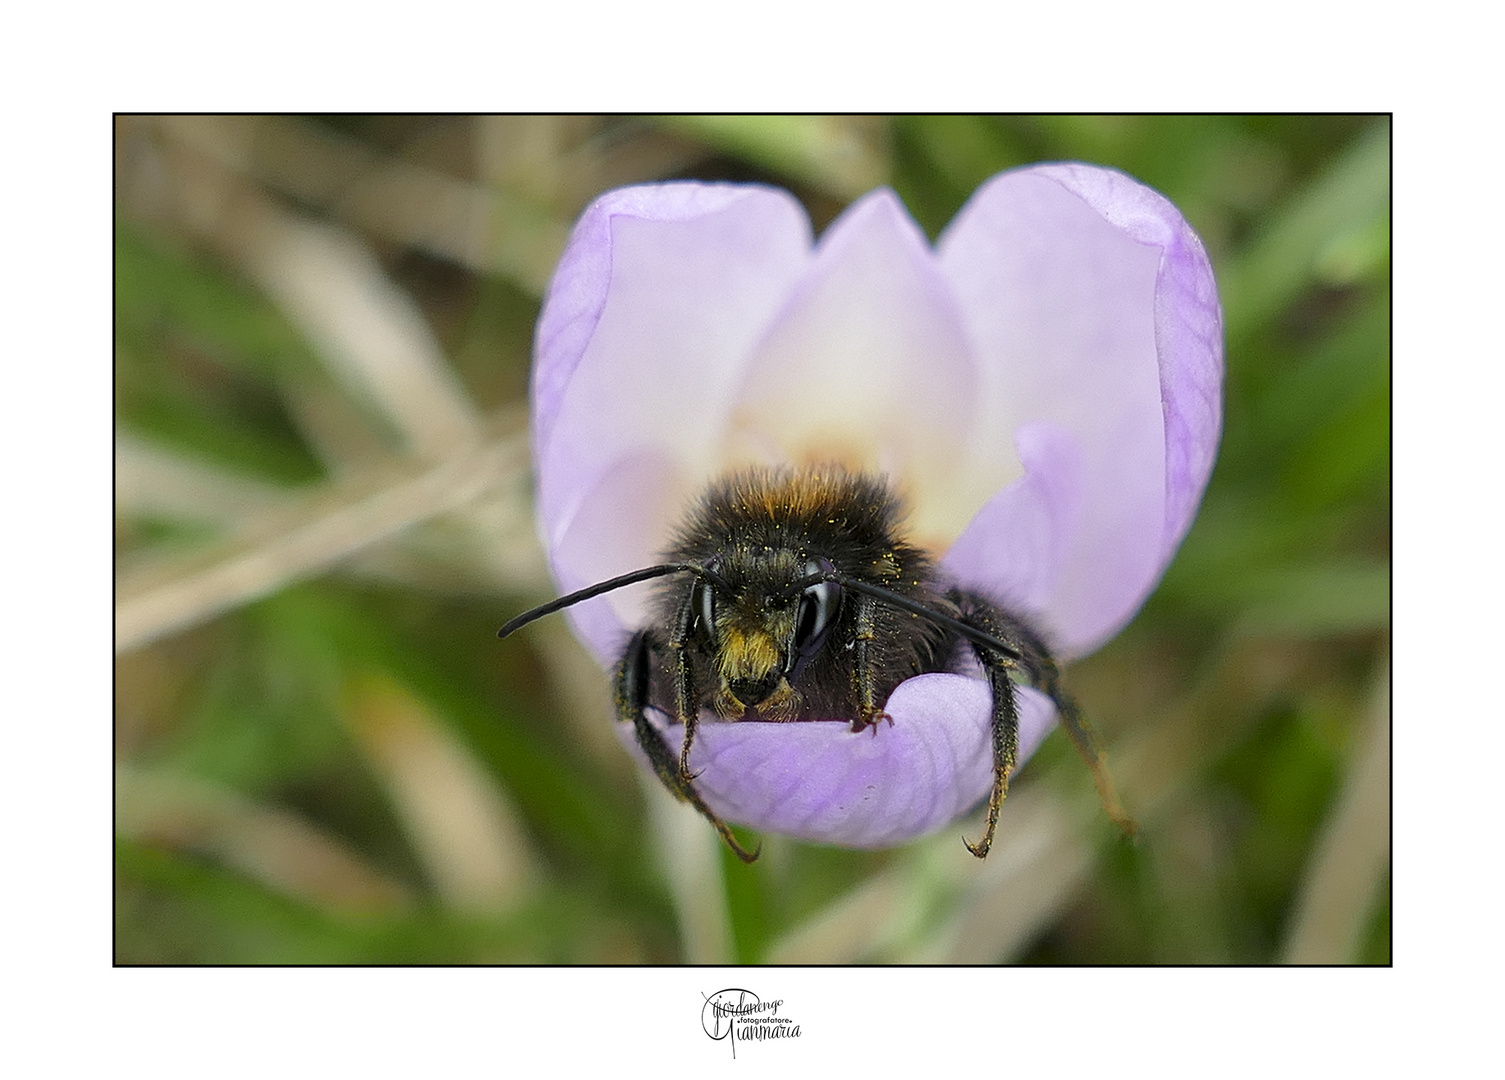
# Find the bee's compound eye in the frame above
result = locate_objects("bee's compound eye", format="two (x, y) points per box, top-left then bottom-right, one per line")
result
(792, 560), (841, 662)
(695, 577), (716, 639)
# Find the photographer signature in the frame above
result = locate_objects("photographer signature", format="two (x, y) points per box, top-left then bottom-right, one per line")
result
(701, 989), (802, 1058)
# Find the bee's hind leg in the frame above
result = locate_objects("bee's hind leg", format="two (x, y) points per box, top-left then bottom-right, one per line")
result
(616, 629), (761, 863)
(1025, 647), (1136, 840)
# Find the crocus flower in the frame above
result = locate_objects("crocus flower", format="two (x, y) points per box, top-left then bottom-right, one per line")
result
(530, 164), (1222, 849)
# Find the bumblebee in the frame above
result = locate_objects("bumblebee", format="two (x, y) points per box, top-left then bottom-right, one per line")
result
(499, 465), (1133, 862)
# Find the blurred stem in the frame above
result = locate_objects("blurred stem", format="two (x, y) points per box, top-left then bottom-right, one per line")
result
(765, 865), (909, 963)
(1280, 652), (1391, 963)
(115, 764), (414, 914)
(341, 672), (539, 913)
(644, 780), (735, 963)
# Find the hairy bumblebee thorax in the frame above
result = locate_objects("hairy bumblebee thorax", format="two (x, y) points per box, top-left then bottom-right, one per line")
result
(664, 465), (927, 587)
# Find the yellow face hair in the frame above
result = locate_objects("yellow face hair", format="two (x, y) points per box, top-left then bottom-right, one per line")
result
(716, 625), (782, 685)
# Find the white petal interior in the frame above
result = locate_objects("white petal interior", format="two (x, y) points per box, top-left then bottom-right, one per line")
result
(716, 190), (1005, 550)
(939, 171), (1167, 652)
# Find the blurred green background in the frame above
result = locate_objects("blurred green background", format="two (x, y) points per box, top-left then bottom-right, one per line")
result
(114, 115), (1390, 964)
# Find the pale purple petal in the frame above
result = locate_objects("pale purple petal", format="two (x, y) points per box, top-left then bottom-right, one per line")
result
(547, 447), (681, 664)
(1038, 165), (1223, 554)
(534, 183), (814, 617)
(943, 421), (1085, 617)
(617, 676), (1057, 848)
(937, 165), (1223, 656)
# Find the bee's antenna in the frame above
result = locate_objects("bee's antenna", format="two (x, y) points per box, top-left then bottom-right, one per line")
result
(787, 570), (1023, 662)
(498, 563), (732, 639)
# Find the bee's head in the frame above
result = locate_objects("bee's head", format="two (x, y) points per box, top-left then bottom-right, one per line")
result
(498, 559), (1020, 692)
(690, 552), (843, 716)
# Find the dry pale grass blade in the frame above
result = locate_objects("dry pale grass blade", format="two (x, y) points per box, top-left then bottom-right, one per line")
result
(115, 426), (548, 602)
(937, 641), (1310, 962)
(762, 723), (1124, 963)
(120, 117), (551, 597)
(761, 785), (1090, 965)
(645, 781), (735, 964)
(472, 115), (586, 206)
(930, 790), (1098, 964)
(1280, 655), (1391, 963)
(337, 493), (549, 597)
(116, 118), (584, 880)
(474, 115), (715, 213)
(159, 115), (571, 295)
(342, 674), (539, 913)
(115, 764), (413, 914)
(124, 116), (481, 465)
(656, 116), (892, 200)
(232, 202), (484, 463)
(114, 431), (291, 527)
(762, 858), (915, 964)
(228, 197), (552, 595)
(114, 419), (531, 654)
(276, 374), (402, 474)
(938, 637), (1369, 964)
(768, 636), (1340, 964)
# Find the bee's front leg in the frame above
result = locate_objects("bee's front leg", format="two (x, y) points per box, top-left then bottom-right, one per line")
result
(667, 580), (701, 783)
(616, 630), (760, 864)
(848, 593), (893, 735)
